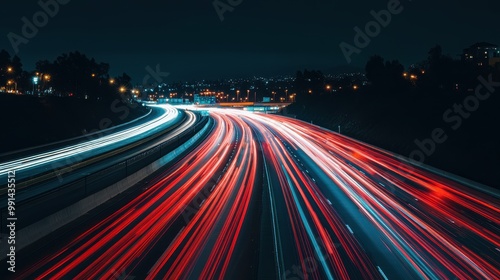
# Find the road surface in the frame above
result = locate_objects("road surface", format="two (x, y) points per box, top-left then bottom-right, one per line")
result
(11, 108), (500, 279)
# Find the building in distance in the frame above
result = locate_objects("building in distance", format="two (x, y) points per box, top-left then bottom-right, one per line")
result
(463, 42), (500, 68)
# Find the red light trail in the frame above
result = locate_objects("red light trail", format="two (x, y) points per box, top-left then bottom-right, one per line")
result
(16, 109), (500, 279)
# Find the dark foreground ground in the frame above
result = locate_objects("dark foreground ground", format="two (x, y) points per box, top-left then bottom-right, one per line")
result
(0, 94), (149, 154)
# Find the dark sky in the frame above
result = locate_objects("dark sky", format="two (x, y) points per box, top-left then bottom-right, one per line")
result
(1, 0), (498, 82)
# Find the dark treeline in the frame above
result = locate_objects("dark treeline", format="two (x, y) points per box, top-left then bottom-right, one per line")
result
(294, 45), (499, 98)
(1, 49), (134, 101)
(288, 45), (500, 188)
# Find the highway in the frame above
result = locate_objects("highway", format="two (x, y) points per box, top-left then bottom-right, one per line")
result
(11, 108), (500, 279)
(0, 105), (180, 185)
(0, 106), (201, 235)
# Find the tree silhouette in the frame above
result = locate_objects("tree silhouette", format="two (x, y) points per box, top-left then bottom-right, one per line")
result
(365, 55), (407, 92)
(0, 50), (12, 86)
(365, 55), (386, 87)
(35, 51), (115, 99)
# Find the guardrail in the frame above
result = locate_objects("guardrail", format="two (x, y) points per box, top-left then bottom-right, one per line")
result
(0, 115), (210, 235)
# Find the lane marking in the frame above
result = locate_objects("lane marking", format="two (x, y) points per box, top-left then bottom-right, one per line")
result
(377, 266), (389, 280)
(346, 224), (354, 234)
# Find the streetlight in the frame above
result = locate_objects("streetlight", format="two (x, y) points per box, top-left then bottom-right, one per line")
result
(246, 90), (250, 101)
(7, 67), (13, 73)
(33, 76), (39, 95)
(236, 90), (240, 102)
(119, 86), (126, 93)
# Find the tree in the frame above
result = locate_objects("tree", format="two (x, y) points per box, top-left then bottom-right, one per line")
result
(34, 51), (114, 98)
(0, 50), (12, 86)
(365, 55), (408, 93)
(11, 55), (23, 74)
(365, 55), (386, 87)
(115, 73), (132, 89)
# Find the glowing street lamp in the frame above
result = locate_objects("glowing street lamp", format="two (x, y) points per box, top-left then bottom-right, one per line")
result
(119, 86), (126, 93)
(33, 76), (39, 94)
(7, 67), (13, 73)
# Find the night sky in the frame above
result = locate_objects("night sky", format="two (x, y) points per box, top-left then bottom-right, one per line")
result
(1, 0), (498, 81)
